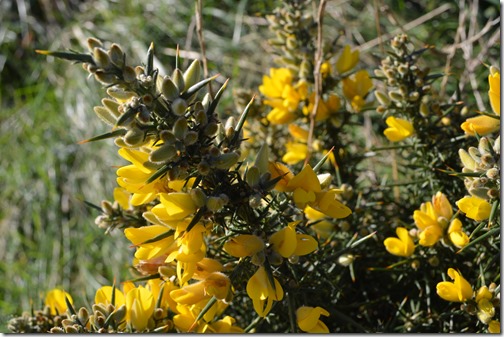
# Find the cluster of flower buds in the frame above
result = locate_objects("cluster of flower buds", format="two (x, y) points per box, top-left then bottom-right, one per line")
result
(462, 283), (500, 328)
(374, 34), (438, 119)
(265, 0), (315, 78)
(459, 136), (500, 201)
(7, 307), (65, 333)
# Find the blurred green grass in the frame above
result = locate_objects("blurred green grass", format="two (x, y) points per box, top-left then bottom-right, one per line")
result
(0, 0), (499, 331)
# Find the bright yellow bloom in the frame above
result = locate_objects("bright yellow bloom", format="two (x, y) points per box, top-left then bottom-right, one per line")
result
(95, 286), (126, 308)
(476, 285), (493, 303)
(223, 234), (265, 258)
(205, 315), (244, 333)
(268, 161), (294, 192)
(461, 115), (500, 136)
(45, 289), (73, 315)
(296, 306), (330, 333)
(432, 191), (453, 221)
(342, 70), (373, 112)
(413, 192), (454, 247)
(113, 187), (131, 209)
(246, 266), (284, 317)
(436, 268), (473, 302)
(170, 272), (230, 305)
(488, 320), (500, 333)
(336, 45), (359, 74)
(304, 206), (335, 239)
(456, 196), (492, 221)
(147, 278), (179, 313)
(383, 116), (414, 142)
(488, 68), (500, 115)
(259, 68), (307, 125)
(125, 286), (155, 331)
(384, 227), (415, 257)
(124, 225), (176, 261)
(269, 221), (318, 258)
(283, 142), (309, 165)
(447, 218), (469, 248)
(302, 93), (341, 121)
(151, 192), (197, 223)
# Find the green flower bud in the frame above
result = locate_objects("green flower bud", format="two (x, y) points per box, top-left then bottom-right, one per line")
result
(408, 92), (420, 101)
(172, 68), (185, 92)
(64, 325), (79, 333)
(486, 168), (499, 180)
(194, 108), (208, 126)
(93, 47), (110, 69)
(172, 98), (188, 116)
(224, 116), (236, 139)
(183, 59), (201, 89)
(374, 90), (390, 106)
(213, 152), (239, 169)
(478, 137), (491, 154)
(173, 117), (188, 140)
(149, 144), (177, 163)
(94, 71), (116, 84)
(184, 131), (198, 146)
(94, 106), (116, 125)
(123, 66), (137, 83)
(197, 160), (211, 175)
(190, 188), (207, 208)
(50, 327), (65, 333)
(108, 43), (124, 67)
(388, 90), (403, 102)
(246, 166), (260, 186)
(107, 87), (136, 102)
(102, 98), (121, 118)
(204, 122), (219, 137)
(87, 37), (103, 52)
(251, 250), (266, 266)
(124, 128), (145, 146)
(420, 102), (429, 117)
(206, 196), (225, 212)
(161, 76), (179, 101)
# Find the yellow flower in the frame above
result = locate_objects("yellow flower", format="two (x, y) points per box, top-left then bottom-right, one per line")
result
(316, 189), (352, 219)
(223, 234), (265, 258)
(488, 68), (500, 115)
(283, 142), (309, 165)
(246, 266), (284, 317)
(304, 206), (335, 239)
(45, 289), (73, 315)
(269, 221), (318, 258)
(147, 278), (179, 313)
(436, 268), (473, 302)
(412, 193), (454, 247)
(302, 93), (341, 121)
(95, 286), (126, 308)
(259, 68), (307, 125)
(151, 192), (197, 223)
(488, 320), (500, 334)
(456, 196), (492, 221)
(447, 218), (469, 248)
(461, 115), (500, 136)
(125, 286), (155, 331)
(342, 70), (373, 112)
(124, 225), (177, 261)
(296, 306), (330, 333)
(170, 272), (230, 305)
(206, 315), (244, 333)
(268, 161), (295, 192)
(432, 191), (453, 221)
(384, 227), (415, 257)
(383, 116), (414, 142)
(113, 187), (131, 209)
(336, 45), (359, 74)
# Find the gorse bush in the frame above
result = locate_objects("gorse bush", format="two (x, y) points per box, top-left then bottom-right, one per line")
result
(6, 0), (500, 333)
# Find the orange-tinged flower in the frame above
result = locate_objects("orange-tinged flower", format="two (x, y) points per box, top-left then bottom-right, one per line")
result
(336, 45), (359, 74)
(436, 268), (473, 302)
(125, 286), (155, 331)
(45, 289), (73, 315)
(223, 234), (265, 258)
(384, 227), (415, 257)
(383, 116), (414, 142)
(246, 266), (284, 317)
(456, 196), (492, 221)
(447, 218), (469, 248)
(95, 286), (125, 308)
(461, 115), (500, 136)
(296, 306), (330, 333)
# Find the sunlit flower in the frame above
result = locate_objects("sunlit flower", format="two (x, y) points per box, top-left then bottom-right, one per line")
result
(488, 320), (500, 333)
(269, 221), (318, 258)
(223, 234), (265, 258)
(147, 278), (179, 313)
(246, 266), (284, 317)
(283, 142), (309, 165)
(383, 116), (414, 142)
(456, 196), (492, 221)
(259, 68), (308, 124)
(413, 192), (454, 247)
(170, 272), (230, 305)
(436, 268), (473, 302)
(304, 205), (335, 239)
(336, 45), (359, 74)
(268, 161), (294, 192)
(296, 306), (330, 333)
(45, 289), (73, 315)
(125, 286), (155, 331)
(384, 227), (415, 257)
(302, 93), (341, 121)
(488, 68), (500, 115)
(342, 70), (373, 112)
(151, 192), (198, 223)
(447, 218), (469, 248)
(205, 315), (244, 333)
(124, 225), (176, 261)
(95, 286), (126, 308)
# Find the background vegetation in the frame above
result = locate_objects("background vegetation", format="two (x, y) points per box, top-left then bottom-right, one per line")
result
(0, 0), (499, 332)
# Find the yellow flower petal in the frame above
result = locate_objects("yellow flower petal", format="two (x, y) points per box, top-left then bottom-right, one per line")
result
(456, 196), (492, 221)
(384, 116), (414, 142)
(45, 289), (73, 315)
(223, 234), (265, 258)
(461, 115), (500, 136)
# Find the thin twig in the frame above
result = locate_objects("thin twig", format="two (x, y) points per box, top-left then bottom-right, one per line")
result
(195, 0), (214, 98)
(305, 0), (327, 167)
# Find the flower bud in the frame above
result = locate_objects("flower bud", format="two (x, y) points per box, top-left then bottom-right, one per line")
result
(94, 71), (116, 84)
(172, 98), (188, 116)
(388, 90), (403, 102)
(87, 37), (103, 52)
(213, 152), (239, 169)
(338, 254), (355, 267)
(183, 59), (201, 89)
(374, 90), (390, 106)
(206, 196), (226, 212)
(184, 131), (199, 146)
(173, 117), (188, 140)
(149, 144), (177, 164)
(246, 166), (261, 186)
(161, 76), (179, 101)
(124, 128), (145, 146)
(108, 43), (125, 67)
(172, 68), (185, 92)
(93, 47), (110, 69)
(190, 188), (207, 208)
